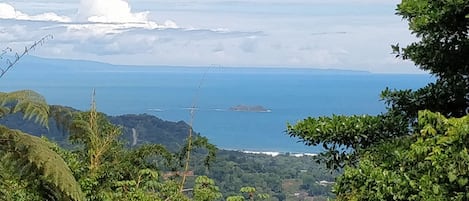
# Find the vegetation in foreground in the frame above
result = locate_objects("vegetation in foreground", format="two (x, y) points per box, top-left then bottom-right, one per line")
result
(1, 0), (468, 200)
(0, 106), (337, 201)
(287, 0), (469, 200)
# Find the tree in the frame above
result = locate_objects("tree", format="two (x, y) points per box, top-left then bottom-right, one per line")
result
(61, 93), (187, 200)
(193, 176), (222, 201)
(388, 0), (469, 118)
(225, 187), (270, 201)
(334, 111), (469, 200)
(287, 0), (469, 199)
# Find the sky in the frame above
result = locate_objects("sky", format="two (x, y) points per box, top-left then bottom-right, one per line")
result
(0, 0), (422, 73)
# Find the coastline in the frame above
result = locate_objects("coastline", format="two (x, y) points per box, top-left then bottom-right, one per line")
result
(223, 148), (318, 157)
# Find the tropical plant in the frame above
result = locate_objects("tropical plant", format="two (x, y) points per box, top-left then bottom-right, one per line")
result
(0, 91), (84, 201)
(0, 36), (86, 201)
(193, 176), (222, 201)
(225, 186), (270, 201)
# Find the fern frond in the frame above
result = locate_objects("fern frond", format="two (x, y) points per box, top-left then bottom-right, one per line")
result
(0, 90), (49, 127)
(0, 106), (9, 117)
(49, 105), (75, 132)
(0, 126), (84, 201)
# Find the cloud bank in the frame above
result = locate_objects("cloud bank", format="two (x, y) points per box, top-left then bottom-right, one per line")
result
(0, 3), (70, 22)
(0, 0), (418, 73)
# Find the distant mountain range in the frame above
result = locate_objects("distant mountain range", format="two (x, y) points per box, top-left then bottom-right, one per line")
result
(6, 55), (371, 74)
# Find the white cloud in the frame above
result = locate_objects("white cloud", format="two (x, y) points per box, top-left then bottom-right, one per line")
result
(39, 0), (179, 40)
(0, 3), (20, 18)
(0, 3), (70, 22)
(78, 0), (148, 23)
(31, 12), (71, 22)
(0, 0), (420, 73)
(76, 0), (177, 30)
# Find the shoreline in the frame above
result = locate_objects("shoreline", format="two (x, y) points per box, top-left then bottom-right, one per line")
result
(222, 148), (319, 157)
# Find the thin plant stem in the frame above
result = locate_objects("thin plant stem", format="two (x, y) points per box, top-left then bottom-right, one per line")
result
(0, 35), (53, 79)
(179, 66), (213, 192)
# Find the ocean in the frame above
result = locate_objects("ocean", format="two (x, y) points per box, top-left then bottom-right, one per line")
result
(0, 56), (434, 153)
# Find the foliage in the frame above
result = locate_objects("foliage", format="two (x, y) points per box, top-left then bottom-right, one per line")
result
(206, 150), (337, 200)
(395, 0), (469, 77)
(108, 114), (192, 151)
(0, 90), (50, 127)
(387, 0), (469, 118)
(68, 95), (122, 175)
(0, 126), (84, 201)
(0, 35), (334, 200)
(287, 113), (408, 169)
(226, 195), (245, 201)
(0, 90), (84, 201)
(179, 135), (218, 170)
(334, 111), (469, 200)
(0, 36), (221, 201)
(1, 107), (337, 200)
(193, 176), (222, 201)
(0, 150), (43, 201)
(0, 36), (87, 201)
(0, 88), (209, 200)
(287, 0), (469, 200)
(225, 186), (269, 201)
(61, 96), (177, 200)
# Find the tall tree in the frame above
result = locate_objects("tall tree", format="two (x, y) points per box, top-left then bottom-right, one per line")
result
(386, 0), (469, 119)
(287, 0), (469, 199)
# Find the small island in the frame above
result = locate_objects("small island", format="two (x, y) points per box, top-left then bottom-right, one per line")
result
(229, 105), (271, 112)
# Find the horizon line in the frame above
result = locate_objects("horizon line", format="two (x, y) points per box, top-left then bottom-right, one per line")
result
(20, 55), (429, 75)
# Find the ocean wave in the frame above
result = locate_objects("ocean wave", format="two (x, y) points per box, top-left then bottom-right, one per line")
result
(147, 107), (270, 113)
(147, 108), (164, 112)
(181, 107), (199, 111)
(180, 108), (229, 112)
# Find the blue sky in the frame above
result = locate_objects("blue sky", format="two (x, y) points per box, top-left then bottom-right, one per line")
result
(0, 0), (421, 73)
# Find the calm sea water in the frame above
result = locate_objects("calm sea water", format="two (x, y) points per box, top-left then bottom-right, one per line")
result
(0, 58), (434, 153)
